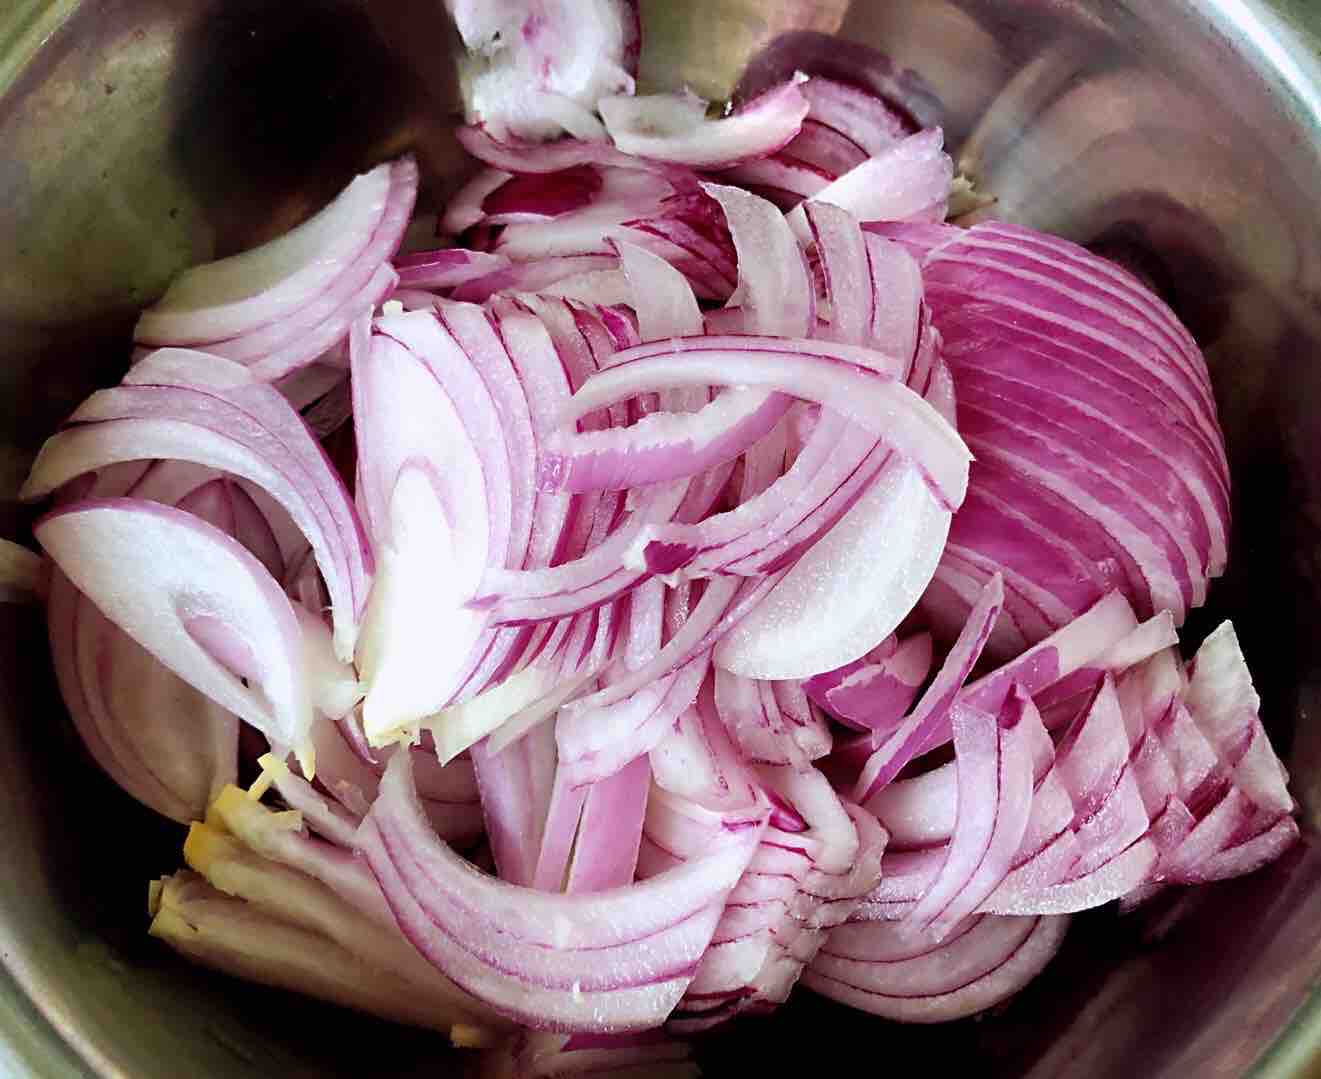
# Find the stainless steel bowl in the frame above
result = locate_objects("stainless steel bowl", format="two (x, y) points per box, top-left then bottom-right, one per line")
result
(4, 1), (1321, 1075)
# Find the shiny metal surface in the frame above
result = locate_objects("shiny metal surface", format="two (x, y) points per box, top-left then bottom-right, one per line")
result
(2, 1), (1321, 1075)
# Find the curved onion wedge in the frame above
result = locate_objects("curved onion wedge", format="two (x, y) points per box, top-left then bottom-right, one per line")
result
(715, 456), (950, 680)
(786, 128), (953, 240)
(358, 752), (762, 1031)
(21, 349), (371, 661)
(136, 162), (397, 346)
(353, 334), (490, 744)
(553, 339), (969, 511)
(804, 913), (1069, 1022)
(600, 83), (810, 168)
(36, 498), (316, 761)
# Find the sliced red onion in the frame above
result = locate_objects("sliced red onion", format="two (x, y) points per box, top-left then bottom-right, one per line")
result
(552, 338), (969, 511)
(481, 163), (609, 222)
(473, 479), (687, 624)
(450, 255), (618, 303)
(541, 389), (791, 496)
(432, 663), (563, 766)
(986, 839), (1158, 916)
(613, 238), (702, 341)
(1053, 676), (1129, 818)
(358, 752), (760, 1031)
(456, 126), (649, 176)
(37, 499), (317, 763)
(866, 236), (925, 369)
(193, 789), (498, 1013)
(903, 692), (1033, 939)
(1190, 814), (1299, 882)
(531, 184), (815, 496)
(793, 75), (914, 154)
(449, 0), (636, 142)
(253, 752), (361, 849)
(352, 332), (491, 743)
(206, 258), (400, 384)
(135, 161), (400, 345)
(22, 350), (372, 661)
(491, 167), (677, 260)
(1184, 622), (1291, 815)
(556, 655), (710, 787)
(803, 200), (873, 346)
(174, 477), (285, 582)
(715, 668), (814, 770)
(625, 409), (866, 580)
(1154, 700), (1231, 815)
(908, 220), (1229, 636)
(24, 46), (1298, 1043)
(599, 81), (809, 168)
(804, 913), (1069, 1022)
(373, 309), (515, 569)
(786, 129), (953, 242)
(837, 591), (1137, 784)
(532, 762), (590, 892)
(715, 451), (949, 680)
(471, 716), (557, 886)
(805, 633), (932, 733)
(149, 871), (492, 1036)
(566, 754), (651, 893)
(50, 571), (238, 824)
(854, 574), (1005, 802)
(716, 76), (909, 208)
(308, 717), (484, 843)
(773, 679), (833, 762)
(483, 1029), (696, 1078)
(703, 183), (815, 338)
(394, 248), (512, 290)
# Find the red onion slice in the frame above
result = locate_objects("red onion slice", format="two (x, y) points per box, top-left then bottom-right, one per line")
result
(449, 0), (636, 142)
(22, 351), (372, 661)
(806, 632), (932, 733)
(565, 754), (651, 893)
(614, 239), (703, 341)
(51, 571), (237, 824)
(135, 161), (398, 345)
(554, 339), (969, 510)
(395, 248), (512, 289)
(786, 129), (953, 240)
(715, 450), (949, 680)
(358, 752), (761, 1031)
(484, 1030), (695, 1077)
(471, 717), (557, 886)
(910, 220), (1229, 637)
(599, 82), (810, 168)
(854, 574), (1005, 801)
(803, 913), (1069, 1022)
(353, 334), (491, 744)
(37, 499), (317, 762)
(149, 872), (490, 1036)
(1184, 622), (1291, 815)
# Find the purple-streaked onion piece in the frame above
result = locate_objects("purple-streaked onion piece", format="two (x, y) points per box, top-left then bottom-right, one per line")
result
(22, 350), (372, 661)
(599, 82), (809, 168)
(804, 913), (1069, 1022)
(358, 752), (761, 1031)
(786, 128), (953, 241)
(37, 499), (319, 763)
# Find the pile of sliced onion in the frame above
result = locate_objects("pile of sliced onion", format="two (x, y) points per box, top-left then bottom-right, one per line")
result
(3, 2), (1294, 1067)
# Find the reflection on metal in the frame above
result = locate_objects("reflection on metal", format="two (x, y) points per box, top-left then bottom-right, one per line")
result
(2, 1), (1321, 1076)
